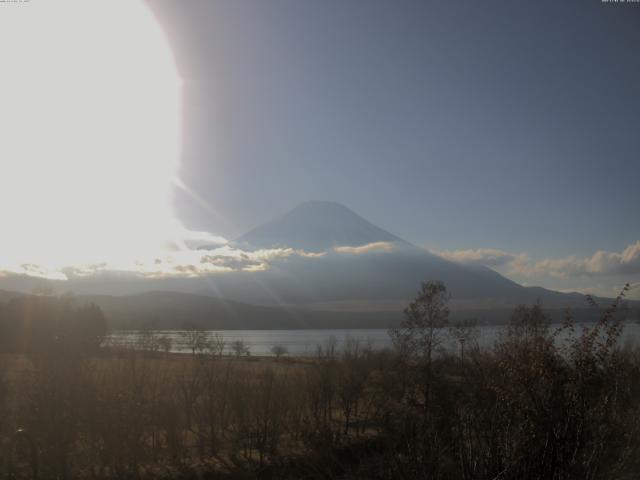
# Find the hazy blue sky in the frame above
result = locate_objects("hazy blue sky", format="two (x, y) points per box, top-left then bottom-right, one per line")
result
(148, 0), (640, 296)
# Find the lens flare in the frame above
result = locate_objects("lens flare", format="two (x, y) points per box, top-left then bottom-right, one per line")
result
(0, 0), (196, 277)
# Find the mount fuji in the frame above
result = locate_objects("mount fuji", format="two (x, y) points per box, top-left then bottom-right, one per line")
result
(200, 201), (597, 313)
(1, 201), (628, 328)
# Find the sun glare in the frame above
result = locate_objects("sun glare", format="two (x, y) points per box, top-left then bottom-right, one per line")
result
(0, 0), (186, 277)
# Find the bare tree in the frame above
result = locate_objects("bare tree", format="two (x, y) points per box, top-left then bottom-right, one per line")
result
(449, 319), (479, 364)
(390, 280), (450, 410)
(271, 345), (288, 360)
(138, 329), (160, 354)
(231, 340), (250, 358)
(207, 332), (226, 357)
(183, 326), (209, 356)
(157, 335), (173, 355)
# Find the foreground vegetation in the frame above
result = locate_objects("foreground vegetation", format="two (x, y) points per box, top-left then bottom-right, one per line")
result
(0, 283), (638, 479)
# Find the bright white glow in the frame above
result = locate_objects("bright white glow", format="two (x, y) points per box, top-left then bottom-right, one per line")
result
(0, 0), (200, 277)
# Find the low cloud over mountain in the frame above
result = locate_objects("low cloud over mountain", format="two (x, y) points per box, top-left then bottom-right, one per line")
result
(440, 241), (640, 278)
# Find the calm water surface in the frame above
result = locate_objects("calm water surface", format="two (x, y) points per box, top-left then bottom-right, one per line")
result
(108, 321), (640, 357)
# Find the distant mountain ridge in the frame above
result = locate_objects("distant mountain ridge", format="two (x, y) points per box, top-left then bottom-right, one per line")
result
(0, 289), (620, 330)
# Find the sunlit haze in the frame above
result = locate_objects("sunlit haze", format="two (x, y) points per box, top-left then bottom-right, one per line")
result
(0, 0), (191, 277)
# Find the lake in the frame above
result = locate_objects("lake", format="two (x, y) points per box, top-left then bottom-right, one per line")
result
(107, 321), (640, 357)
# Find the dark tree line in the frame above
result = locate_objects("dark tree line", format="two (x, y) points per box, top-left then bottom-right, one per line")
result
(0, 295), (107, 353)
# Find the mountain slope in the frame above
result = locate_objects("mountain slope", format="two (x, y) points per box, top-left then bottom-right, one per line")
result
(202, 202), (639, 315)
(235, 200), (405, 252)
(201, 201), (567, 308)
(196, 243), (596, 310)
